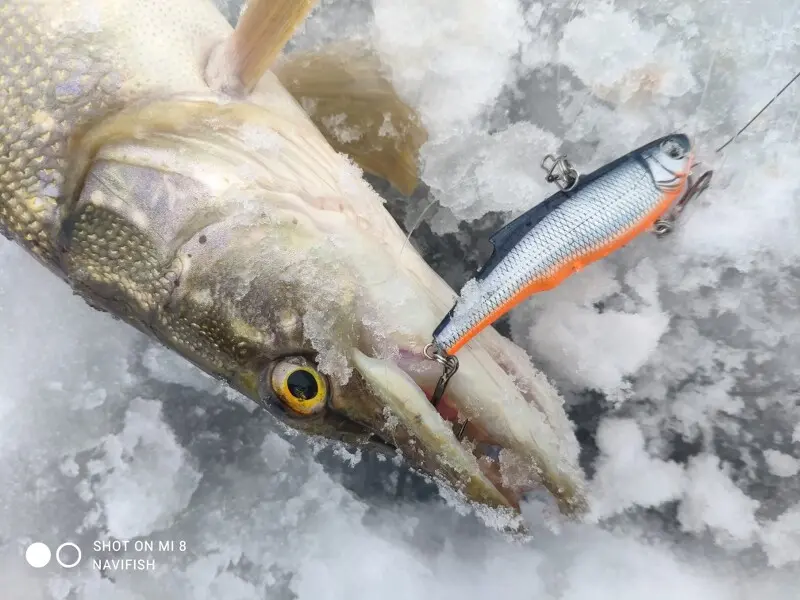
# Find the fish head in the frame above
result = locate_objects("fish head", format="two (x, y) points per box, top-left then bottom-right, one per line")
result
(68, 94), (587, 528)
(641, 134), (694, 190)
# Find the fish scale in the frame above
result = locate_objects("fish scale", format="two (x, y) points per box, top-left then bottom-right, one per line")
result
(434, 152), (678, 355)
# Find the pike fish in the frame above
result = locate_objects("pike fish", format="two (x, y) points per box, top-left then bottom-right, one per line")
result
(0, 0), (587, 525)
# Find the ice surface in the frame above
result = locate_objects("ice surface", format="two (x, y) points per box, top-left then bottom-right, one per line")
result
(372, 0), (542, 231)
(678, 454), (761, 549)
(764, 450), (800, 478)
(589, 419), (685, 520)
(762, 504), (800, 568)
(0, 0), (798, 597)
(91, 398), (202, 539)
(557, 3), (696, 103)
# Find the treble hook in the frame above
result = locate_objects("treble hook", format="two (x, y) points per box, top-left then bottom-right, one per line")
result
(423, 343), (469, 441)
(653, 169), (714, 237)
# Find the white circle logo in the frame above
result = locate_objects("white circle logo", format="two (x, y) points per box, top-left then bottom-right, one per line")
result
(55, 542), (82, 568)
(25, 542), (52, 568)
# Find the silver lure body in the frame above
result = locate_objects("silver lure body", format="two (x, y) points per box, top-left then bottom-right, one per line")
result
(433, 134), (694, 355)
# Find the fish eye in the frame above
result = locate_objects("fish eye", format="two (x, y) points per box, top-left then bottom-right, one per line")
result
(270, 357), (329, 416)
(661, 138), (686, 160)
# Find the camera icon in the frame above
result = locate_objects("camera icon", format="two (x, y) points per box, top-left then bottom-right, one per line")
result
(25, 542), (82, 568)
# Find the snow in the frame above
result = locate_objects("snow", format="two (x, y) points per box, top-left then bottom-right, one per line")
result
(91, 398), (202, 539)
(372, 0), (529, 137)
(762, 504), (800, 568)
(372, 0), (541, 230)
(589, 419), (686, 520)
(452, 277), (481, 320)
(0, 0), (798, 598)
(557, 3), (696, 103)
(678, 454), (761, 549)
(419, 121), (560, 225)
(764, 450), (800, 478)
(512, 259), (672, 400)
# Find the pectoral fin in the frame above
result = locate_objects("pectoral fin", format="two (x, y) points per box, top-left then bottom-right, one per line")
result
(275, 44), (428, 196)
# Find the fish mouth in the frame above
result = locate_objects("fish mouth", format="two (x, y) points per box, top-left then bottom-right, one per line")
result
(393, 351), (523, 507)
(347, 337), (588, 523)
(348, 349), (516, 516)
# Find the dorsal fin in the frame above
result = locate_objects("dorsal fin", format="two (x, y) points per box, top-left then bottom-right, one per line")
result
(207, 0), (319, 95)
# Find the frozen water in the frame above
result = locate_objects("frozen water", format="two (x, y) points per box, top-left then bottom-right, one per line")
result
(420, 121), (560, 226)
(764, 450), (800, 478)
(762, 504), (800, 568)
(557, 3), (696, 103)
(589, 418), (686, 520)
(1, 0), (799, 598)
(517, 259), (671, 399)
(678, 454), (761, 549)
(91, 398), (202, 540)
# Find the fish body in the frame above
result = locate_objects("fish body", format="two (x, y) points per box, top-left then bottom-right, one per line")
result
(434, 134), (694, 355)
(0, 0), (588, 526)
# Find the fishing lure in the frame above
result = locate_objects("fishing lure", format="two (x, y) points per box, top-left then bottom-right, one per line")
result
(433, 134), (708, 352)
(423, 133), (712, 412)
(423, 68), (799, 423)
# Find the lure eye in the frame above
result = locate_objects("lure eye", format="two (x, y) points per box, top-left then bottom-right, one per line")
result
(270, 358), (329, 416)
(661, 138), (687, 160)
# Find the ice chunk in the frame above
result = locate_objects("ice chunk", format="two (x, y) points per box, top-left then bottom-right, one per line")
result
(678, 455), (760, 549)
(371, 0), (529, 136)
(520, 261), (669, 397)
(760, 503), (800, 567)
(370, 0), (548, 229)
(676, 141), (800, 265)
(421, 122), (560, 226)
(92, 398), (201, 539)
(763, 449), (799, 478)
(590, 419), (686, 519)
(558, 3), (695, 103)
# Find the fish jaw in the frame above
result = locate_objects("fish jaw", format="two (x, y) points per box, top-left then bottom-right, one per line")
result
(345, 350), (516, 512)
(345, 319), (588, 519)
(343, 344), (588, 521)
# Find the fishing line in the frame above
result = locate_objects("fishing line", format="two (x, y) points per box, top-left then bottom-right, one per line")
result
(398, 195), (438, 260)
(715, 69), (800, 153)
(396, 67), (439, 263)
(690, 45), (718, 147)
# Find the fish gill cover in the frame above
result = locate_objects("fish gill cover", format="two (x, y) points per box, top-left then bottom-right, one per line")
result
(0, 0), (798, 598)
